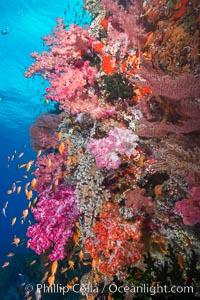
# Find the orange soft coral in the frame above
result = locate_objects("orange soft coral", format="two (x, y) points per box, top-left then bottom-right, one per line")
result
(84, 201), (143, 277)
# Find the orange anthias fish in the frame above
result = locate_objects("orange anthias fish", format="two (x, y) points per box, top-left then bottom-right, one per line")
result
(18, 152), (24, 158)
(2, 262), (9, 268)
(17, 186), (21, 194)
(178, 253), (185, 270)
(26, 160), (34, 172)
(51, 260), (58, 275)
(25, 189), (33, 201)
(57, 132), (62, 141)
(7, 253), (15, 257)
(79, 250), (84, 262)
(58, 142), (65, 155)
(48, 274), (55, 287)
(12, 236), (20, 246)
(11, 217), (17, 226)
(21, 209), (29, 220)
(73, 232), (79, 246)
(47, 158), (52, 168)
(31, 178), (37, 190)
(41, 271), (49, 283)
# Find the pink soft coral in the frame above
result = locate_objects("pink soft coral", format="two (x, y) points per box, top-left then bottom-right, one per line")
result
(175, 187), (200, 226)
(89, 127), (139, 169)
(27, 185), (80, 261)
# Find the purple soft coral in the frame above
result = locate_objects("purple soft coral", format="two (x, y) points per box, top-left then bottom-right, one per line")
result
(27, 185), (80, 261)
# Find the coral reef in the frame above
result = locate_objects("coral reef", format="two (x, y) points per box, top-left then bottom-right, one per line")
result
(22, 0), (200, 298)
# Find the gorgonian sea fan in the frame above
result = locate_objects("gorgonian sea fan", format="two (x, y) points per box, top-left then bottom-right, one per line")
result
(27, 185), (80, 261)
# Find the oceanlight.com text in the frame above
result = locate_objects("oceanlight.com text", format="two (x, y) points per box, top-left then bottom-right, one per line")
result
(35, 283), (194, 296)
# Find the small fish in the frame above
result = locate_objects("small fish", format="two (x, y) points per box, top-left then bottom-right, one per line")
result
(67, 277), (78, 289)
(18, 152), (24, 158)
(79, 250), (84, 262)
(48, 274), (55, 287)
(12, 182), (16, 192)
(37, 150), (42, 157)
(25, 189), (33, 201)
(17, 186), (21, 194)
(23, 175), (28, 178)
(7, 189), (13, 195)
(2, 208), (7, 217)
(178, 254), (185, 270)
(31, 178), (37, 189)
(21, 209), (29, 220)
(41, 271), (49, 283)
(7, 253), (15, 257)
(2, 262), (9, 268)
(58, 142), (65, 155)
(25, 182), (30, 189)
(68, 260), (74, 270)
(51, 260), (58, 275)
(73, 233), (79, 246)
(11, 217), (17, 226)
(12, 236), (20, 246)
(47, 158), (52, 168)
(82, 261), (91, 266)
(183, 234), (193, 249)
(4, 201), (8, 209)
(18, 163), (26, 169)
(57, 132), (62, 141)
(32, 197), (38, 205)
(30, 259), (37, 266)
(60, 267), (68, 273)
(26, 160), (34, 171)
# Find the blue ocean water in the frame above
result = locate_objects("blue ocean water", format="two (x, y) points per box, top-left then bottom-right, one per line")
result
(0, 0), (91, 296)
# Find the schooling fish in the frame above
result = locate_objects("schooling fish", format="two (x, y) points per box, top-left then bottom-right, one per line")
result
(2, 208), (7, 217)
(21, 209), (29, 220)
(17, 186), (21, 194)
(41, 271), (49, 283)
(48, 274), (55, 287)
(12, 236), (20, 246)
(51, 260), (58, 275)
(11, 217), (17, 226)
(18, 152), (24, 158)
(4, 201), (8, 209)
(26, 160), (34, 171)
(7, 253), (15, 257)
(1, 262), (9, 268)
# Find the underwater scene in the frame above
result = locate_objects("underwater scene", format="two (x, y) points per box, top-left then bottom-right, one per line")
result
(0, 0), (200, 299)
